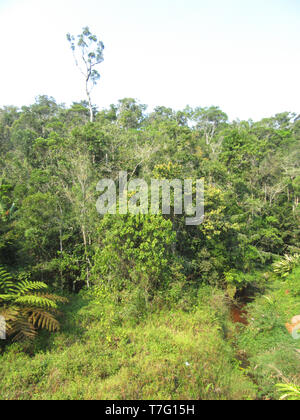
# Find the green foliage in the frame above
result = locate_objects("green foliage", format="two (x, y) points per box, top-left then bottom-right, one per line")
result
(2, 96), (299, 288)
(224, 269), (269, 293)
(237, 267), (300, 400)
(276, 383), (300, 400)
(0, 95), (300, 399)
(273, 254), (300, 278)
(93, 213), (179, 296)
(0, 267), (67, 341)
(0, 286), (257, 400)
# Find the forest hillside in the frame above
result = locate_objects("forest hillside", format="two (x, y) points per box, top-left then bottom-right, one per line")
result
(0, 96), (299, 400)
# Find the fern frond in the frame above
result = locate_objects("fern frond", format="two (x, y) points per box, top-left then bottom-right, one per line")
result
(0, 266), (66, 341)
(0, 305), (19, 321)
(0, 294), (15, 302)
(0, 267), (16, 293)
(0, 306), (19, 338)
(36, 293), (68, 304)
(28, 309), (60, 332)
(14, 280), (48, 295)
(0, 268), (12, 280)
(8, 317), (37, 341)
(14, 295), (58, 309)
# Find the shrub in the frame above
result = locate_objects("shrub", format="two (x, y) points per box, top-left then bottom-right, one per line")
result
(92, 213), (180, 296)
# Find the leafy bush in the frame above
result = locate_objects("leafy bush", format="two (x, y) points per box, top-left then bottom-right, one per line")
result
(92, 213), (180, 296)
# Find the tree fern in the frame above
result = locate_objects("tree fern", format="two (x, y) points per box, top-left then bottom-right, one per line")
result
(0, 267), (15, 293)
(14, 295), (58, 309)
(9, 318), (36, 342)
(28, 309), (60, 332)
(14, 280), (48, 294)
(0, 266), (68, 341)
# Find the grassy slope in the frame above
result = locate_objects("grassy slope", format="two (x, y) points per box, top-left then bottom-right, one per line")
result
(237, 266), (300, 400)
(0, 286), (256, 400)
(0, 268), (299, 400)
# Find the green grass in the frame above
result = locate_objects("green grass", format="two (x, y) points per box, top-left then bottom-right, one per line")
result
(237, 266), (300, 400)
(0, 286), (257, 400)
(1, 267), (299, 400)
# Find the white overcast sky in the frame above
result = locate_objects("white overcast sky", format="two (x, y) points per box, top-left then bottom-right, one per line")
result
(0, 0), (299, 121)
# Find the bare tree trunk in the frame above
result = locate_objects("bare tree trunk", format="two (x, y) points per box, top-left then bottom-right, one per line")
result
(82, 224), (91, 288)
(59, 227), (64, 290)
(58, 205), (64, 290)
(86, 80), (94, 123)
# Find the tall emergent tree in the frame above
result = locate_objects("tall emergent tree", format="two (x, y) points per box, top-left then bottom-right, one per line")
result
(67, 27), (104, 122)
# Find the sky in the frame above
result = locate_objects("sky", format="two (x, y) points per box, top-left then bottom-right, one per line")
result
(0, 0), (299, 121)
